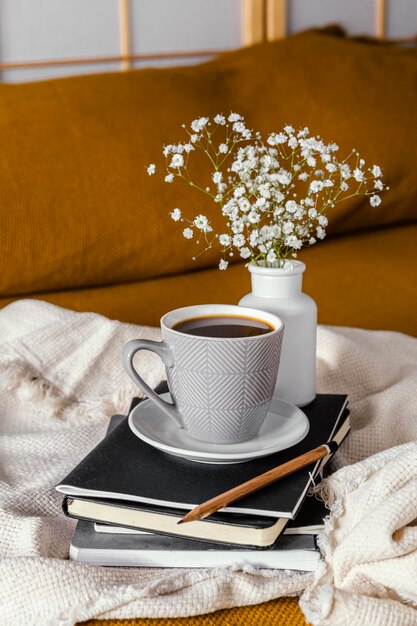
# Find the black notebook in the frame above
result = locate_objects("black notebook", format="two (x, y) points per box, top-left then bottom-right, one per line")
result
(70, 520), (321, 571)
(57, 390), (348, 520)
(62, 411), (349, 548)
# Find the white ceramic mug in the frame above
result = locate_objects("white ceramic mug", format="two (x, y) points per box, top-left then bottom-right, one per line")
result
(123, 304), (284, 444)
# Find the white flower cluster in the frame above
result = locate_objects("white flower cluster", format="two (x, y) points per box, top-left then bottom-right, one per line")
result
(147, 114), (386, 269)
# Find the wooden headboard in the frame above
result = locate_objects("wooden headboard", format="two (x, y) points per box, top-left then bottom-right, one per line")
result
(242, 0), (389, 44)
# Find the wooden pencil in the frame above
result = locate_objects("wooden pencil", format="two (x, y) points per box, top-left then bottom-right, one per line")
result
(178, 441), (338, 524)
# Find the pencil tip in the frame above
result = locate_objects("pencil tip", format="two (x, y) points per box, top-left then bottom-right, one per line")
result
(177, 519), (184, 525)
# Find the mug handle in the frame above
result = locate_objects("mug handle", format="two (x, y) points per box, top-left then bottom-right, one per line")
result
(123, 339), (184, 428)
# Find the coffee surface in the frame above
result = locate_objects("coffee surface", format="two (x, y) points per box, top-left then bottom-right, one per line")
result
(173, 315), (273, 338)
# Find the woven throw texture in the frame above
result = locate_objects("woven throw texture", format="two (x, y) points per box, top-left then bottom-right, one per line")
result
(1, 301), (416, 626)
(80, 598), (307, 626)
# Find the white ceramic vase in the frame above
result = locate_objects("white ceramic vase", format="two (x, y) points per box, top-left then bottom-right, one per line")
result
(238, 261), (317, 407)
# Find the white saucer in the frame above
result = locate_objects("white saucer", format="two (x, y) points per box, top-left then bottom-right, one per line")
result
(128, 393), (309, 464)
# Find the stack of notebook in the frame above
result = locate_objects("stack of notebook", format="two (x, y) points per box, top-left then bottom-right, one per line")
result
(56, 384), (349, 572)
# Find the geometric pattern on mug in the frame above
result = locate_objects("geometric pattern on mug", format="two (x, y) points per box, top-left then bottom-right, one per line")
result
(165, 328), (283, 443)
(170, 401), (271, 442)
(170, 333), (282, 374)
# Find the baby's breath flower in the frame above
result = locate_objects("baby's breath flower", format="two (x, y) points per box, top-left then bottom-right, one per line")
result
(234, 186), (245, 198)
(374, 180), (384, 191)
(285, 200), (298, 214)
(248, 210), (261, 224)
(353, 168), (364, 182)
(212, 172), (223, 184)
(239, 199), (251, 213)
(255, 197), (266, 209)
(240, 247), (251, 259)
(147, 164), (156, 175)
(310, 180), (323, 193)
(233, 121), (246, 133)
(260, 225), (272, 240)
(277, 170), (291, 185)
(340, 164), (351, 179)
(228, 112), (242, 122)
(191, 117), (209, 132)
(219, 233), (231, 246)
(297, 127), (309, 138)
(316, 226), (326, 239)
(165, 173), (174, 183)
(283, 221), (294, 235)
(194, 214), (210, 230)
(249, 230), (259, 246)
(370, 194), (382, 207)
(259, 184), (271, 199)
(266, 250), (277, 263)
(170, 154), (184, 169)
(267, 132), (287, 145)
(214, 114), (226, 125)
(219, 259), (228, 270)
(372, 165), (382, 178)
(294, 207), (306, 220)
(271, 224), (281, 238)
(285, 235), (302, 249)
(170, 208), (182, 222)
(231, 220), (245, 234)
(219, 143), (228, 154)
(183, 227), (193, 239)
(233, 234), (245, 248)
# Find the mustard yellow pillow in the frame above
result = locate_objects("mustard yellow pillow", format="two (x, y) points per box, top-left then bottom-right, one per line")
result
(0, 29), (415, 296)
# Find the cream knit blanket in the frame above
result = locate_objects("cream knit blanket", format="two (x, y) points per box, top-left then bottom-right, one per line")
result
(0, 300), (416, 626)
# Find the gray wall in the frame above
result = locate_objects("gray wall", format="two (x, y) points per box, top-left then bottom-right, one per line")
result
(0, 0), (415, 83)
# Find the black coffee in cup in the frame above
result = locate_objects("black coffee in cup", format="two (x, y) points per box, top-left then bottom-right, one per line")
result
(172, 315), (274, 338)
